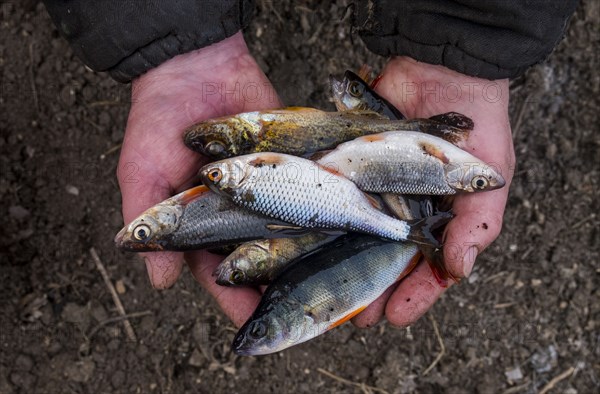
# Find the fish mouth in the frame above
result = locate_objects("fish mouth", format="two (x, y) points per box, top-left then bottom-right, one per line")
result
(329, 74), (344, 97)
(114, 228), (165, 252)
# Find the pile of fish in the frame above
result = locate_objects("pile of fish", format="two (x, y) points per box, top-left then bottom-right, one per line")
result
(115, 69), (505, 356)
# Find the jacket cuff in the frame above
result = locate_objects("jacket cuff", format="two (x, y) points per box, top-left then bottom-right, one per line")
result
(354, 0), (579, 79)
(43, 0), (255, 83)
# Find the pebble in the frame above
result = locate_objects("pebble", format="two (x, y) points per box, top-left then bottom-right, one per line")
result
(188, 348), (205, 368)
(9, 205), (30, 221)
(504, 366), (523, 381)
(65, 185), (79, 196)
(15, 355), (33, 371)
(531, 345), (557, 373)
(65, 358), (95, 383)
(110, 370), (125, 388)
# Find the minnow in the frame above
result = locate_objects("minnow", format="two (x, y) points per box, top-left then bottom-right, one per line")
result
(214, 232), (336, 286)
(114, 185), (309, 252)
(317, 131), (505, 195)
(183, 107), (471, 159)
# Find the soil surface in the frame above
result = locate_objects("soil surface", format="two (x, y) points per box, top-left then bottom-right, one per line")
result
(1, 1), (598, 393)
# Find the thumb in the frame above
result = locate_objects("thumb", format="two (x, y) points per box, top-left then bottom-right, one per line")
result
(117, 152), (185, 289)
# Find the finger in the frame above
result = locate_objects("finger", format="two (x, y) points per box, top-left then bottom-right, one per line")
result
(385, 260), (448, 327)
(351, 284), (397, 328)
(442, 187), (508, 278)
(186, 250), (261, 328)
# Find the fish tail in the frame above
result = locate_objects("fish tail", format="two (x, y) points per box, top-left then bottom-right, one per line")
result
(420, 245), (459, 288)
(406, 212), (454, 247)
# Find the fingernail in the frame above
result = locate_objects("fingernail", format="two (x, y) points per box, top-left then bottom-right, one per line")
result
(463, 246), (478, 277)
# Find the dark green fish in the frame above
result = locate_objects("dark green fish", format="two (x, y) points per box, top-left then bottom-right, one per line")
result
(232, 235), (420, 356)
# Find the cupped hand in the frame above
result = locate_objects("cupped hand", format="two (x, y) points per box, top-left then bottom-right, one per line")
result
(352, 57), (515, 327)
(117, 32), (281, 326)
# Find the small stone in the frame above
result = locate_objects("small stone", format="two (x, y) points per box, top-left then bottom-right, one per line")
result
(188, 348), (204, 367)
(467, 272), (479, 284)
(15, 355), (33, 371)
(61, 302), (90, 331)
(509, 244), (518, 252)
(504, 366), (523, 381)
(65, 358), (95, 382)
(65, 185), (79, 196)
(531, 345), (557, 373)
(115, 279), (126, 294)
(531, 279), (542, 287)
(9, 205), (30, 220)
(110, 370), (125, 388)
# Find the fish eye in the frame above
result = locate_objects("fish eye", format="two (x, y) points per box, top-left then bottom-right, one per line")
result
(205, 141), (226, 157)
(348, 81), (364, 97)
(471, 176), (489, 190)
(133, 224), (151, 241)
(248, 321), (267, 339)
(229, 269), (245, 283)
(207, 168), (223, 183)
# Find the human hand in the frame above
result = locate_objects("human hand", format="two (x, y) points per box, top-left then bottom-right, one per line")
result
(352, 57), (515, 327)
(117, 32), (281, 326)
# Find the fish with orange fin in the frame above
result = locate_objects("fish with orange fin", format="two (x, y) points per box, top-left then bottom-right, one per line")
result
(114, 185), (311, 252)
(317, 131), (505, 195)
(183, 106), (473, 159)
(232, 234), (420, 356)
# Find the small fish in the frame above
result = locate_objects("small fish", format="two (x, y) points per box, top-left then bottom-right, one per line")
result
(183, 107), (470, 159)
(330, 70), (406, 120)
(114, 185), (308, 252)
(317, 131), (505, 195)
(214, 232), (336, 286)
(232, 234), (421, 355)
(199, 153), (450, 246)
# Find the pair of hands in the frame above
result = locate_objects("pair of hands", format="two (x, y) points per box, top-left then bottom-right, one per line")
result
(118, 32), (515, 328)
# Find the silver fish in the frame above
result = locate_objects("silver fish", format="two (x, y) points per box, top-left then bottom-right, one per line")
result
(114, 185), (308, 252)
(199, 153), (448, 246)
(317, 131), (505, 195)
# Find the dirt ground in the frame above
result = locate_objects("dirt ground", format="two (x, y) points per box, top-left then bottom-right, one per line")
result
(1, 1), (598, 393)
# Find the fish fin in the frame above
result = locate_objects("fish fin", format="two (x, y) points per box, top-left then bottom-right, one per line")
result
(428, 112), (474, 131)
(415, 119), (470, 145)
(265, 224), (309, 234)
(397, 251), (423, 281)
(307, 149), (334, 161)
(421, 142), (450, 164)
(370, 73), (383, 89)
(357, 65), (373, 84)
(179, 185), (211, 205)
(328, 305), (367, 330)
(364, 193), (384, 211)
(406, 212), (454, 247)
(360, 134), (386, 143)
(420, 245), (459, 288)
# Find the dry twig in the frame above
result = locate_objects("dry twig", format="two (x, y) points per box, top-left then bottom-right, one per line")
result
(538, 367), (575, 394)
(317, 368), (389, 394)
(422, 314), (445, 376)
(28, 41), (39, 113)
(88, 311), (152, 339)
(90, 247), (137, 342)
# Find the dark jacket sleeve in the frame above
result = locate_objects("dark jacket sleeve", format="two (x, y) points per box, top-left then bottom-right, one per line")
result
(354, 0), (579, 79)
(43, 0), (254, 83)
